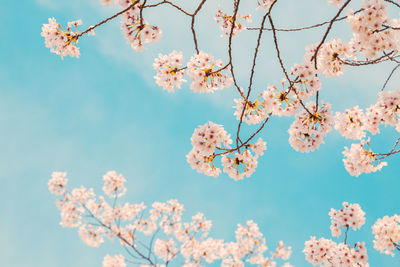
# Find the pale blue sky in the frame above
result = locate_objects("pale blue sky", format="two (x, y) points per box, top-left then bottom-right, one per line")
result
(0, 0), (399, 266)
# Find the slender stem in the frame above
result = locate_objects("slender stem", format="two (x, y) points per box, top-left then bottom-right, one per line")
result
(311, 0), (352, 69)
(247, 9), (363, 32)
(75, 0), (140, 40)
(344, 225), (349, 245)
(236, 0), (278, 149)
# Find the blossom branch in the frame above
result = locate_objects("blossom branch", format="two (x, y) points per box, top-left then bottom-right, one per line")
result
(311, 0), (352, 69)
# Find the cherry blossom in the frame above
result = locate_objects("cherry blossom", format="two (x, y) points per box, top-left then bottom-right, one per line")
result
(153, 51), (186, 92)
(41, 0), (400, 180)
(257, 0), (276, 10)
(103, 254), (126, 267)
(48, 171), (293, 266)
(304, 203), (369, 267)
(41, 18), (82, 59)
(328, 0), (343, 7)
(233, 96), (267, 125)
(214, 8), (251, 37)
(187, 51), (232, 93)
(190, 121), (232, 157)
(329, 202), (366, 237)
(48, 171), (68, 195)
(288, 102), (334, 152)
(221, 149), (259, 181)
(307, 39), (351, 77)
(290, 63), (321, 101)
(304, 237), (368, 267)
(342, 138), (387, 177)
(102, 170), (127, 198)
(334, 106), (367, 140)
(372, 214), (400, 256)
(376, 88), (400, 132)
(262, 81), (300, 117)
(347, 0), (400, 59)
(120, 2), (162, 52)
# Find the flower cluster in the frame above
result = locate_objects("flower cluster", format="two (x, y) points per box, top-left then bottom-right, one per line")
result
(153, 51), (185, 92)
(187, 51), (232, 93)
(372, 214), (400, 256)
(214, 8), (251, 37)
(304, 237), (368, 266)
(103, 254), (126, 267)
(288, 102), (334, 152)
(306, 39), (351, 77)
(347, 0), (400, 59)
(48, 171), (292, 266)
(233, 97), (268, 125)
(334, 106), (367, 140)
(376, 88), (400, 132)
(221, 148), (259, 181)
(187, 122), (232, 177)
(41, 18), (83, 59)
(342, 138), (387, 177)
(120, 2), (162, 51)
(187, 121), (267, 180)
(48, 171), (68, 195)
(304, 203), (369, 267)
(263, 81), (300, 117)
(329, 202), (366, 237)
(290, 63), (321, 101)
(102, 170), (127, 198)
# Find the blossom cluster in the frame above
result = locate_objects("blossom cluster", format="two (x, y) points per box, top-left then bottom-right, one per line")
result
(41, 0), (400, 180)
(41, 18), (84, 59)
(304, 237), (368, 266)
(347, 0), (400, 59)
(214, 8), (251, 37)
(153, 51), (185, 92)
(329, 202), (366, 237)
(342, 138), (387, 177)
(120, 2), (162, 52)
(153, 51), (232, 93)
(288, 102), (334, 153)
(339, 88), (400, 177)
(304, 202), (369, 267)
(187, 121), (267, 180)
(372, 214), (400, 256)
(187, 51), (232, 93)
(48, 171), (293, 266)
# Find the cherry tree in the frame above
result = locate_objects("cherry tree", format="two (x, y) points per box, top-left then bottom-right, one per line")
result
(42, 0), (400, 265)
(48, 172), (400, 266)
(41, 0), (400, 180)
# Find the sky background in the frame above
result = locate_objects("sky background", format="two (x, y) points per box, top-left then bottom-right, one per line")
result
(1, 0), (400, 266)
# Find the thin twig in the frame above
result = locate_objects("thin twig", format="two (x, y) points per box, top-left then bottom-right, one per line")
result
(311, 0), (352, 69)
(381, 63), (400, 91)
(75, 0), (140, 39)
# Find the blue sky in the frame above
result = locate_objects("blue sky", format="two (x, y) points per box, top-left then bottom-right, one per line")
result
(1, 0), (399, 266)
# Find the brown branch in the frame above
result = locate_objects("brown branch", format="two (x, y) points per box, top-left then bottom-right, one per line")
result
(375, 137), (400, 159)
(341, 51), (396, 66)
(222, 0), (246, 99)
(344, 225), (349, 244)
(214, 113), (272, 157)
(247, 9), (363, 32)
(385, 0), (400, 8)
(381, 63), (400, 91)
(311, 0), (352, 69)
(236, 0), (278, 149)
(190, 0), (207, 54)
(144, 1), (192, 16)
(75, 0), (141, 40)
